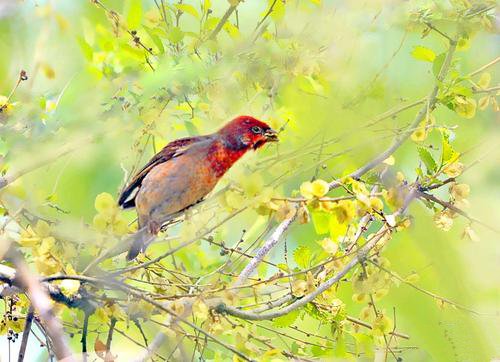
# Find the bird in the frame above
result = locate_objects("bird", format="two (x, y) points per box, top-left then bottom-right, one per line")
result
(118, 115), (278, 260)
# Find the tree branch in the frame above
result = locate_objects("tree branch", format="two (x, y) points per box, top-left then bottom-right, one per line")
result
(217, 187), (418, 320)
(233, 209), (298, 286)
(8, 252), (75, 361)
(418, 191), (499, 233)
(208, 2), (239, 40)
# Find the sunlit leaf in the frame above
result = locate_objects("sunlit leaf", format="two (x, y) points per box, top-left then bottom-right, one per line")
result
(174, 4), (200, 19)
(418, 147), (437, 174)
(411, 45), (436, 62)
(125, 0), (143, 29)
(294, 245), (312, 269)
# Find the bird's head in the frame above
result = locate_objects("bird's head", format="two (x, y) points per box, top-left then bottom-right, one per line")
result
(218, 115), (278, 151)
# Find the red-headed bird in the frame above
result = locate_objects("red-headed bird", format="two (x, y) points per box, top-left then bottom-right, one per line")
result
(118, 116), (278, 260)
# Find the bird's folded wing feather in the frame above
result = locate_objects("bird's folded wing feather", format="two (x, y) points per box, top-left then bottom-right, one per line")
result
(118, 136), (207, 208)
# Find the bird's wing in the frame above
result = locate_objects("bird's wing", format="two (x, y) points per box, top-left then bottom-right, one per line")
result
(118, 136), (207, 208)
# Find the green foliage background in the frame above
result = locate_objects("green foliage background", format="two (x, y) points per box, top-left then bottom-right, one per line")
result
(0, 0), (499, 361)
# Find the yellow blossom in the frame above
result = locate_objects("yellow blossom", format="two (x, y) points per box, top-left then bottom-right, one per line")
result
(383, 155), (395, 165)
(297, 205), (310, 224)
(193, 299), (209, 321)
(292, 279), (308, 297)
(299, 181), (314, 199)
(318, 238), (338, 254)
(95, 192), (116, 215)
(310, 179), (329, 197)
(450, 183), (470, 201)
(370, 197), (384, 211)
(349, 178), (368, 195)
(411, 127), (427, 142)
(443, 162), (464, 177)
(275, 202), (296, 221)
(373, 314), (393, 336)
(333, 200), (356, 223)
(462, 225), (480, 242)
(433, 210), (454, 231)
(0, 95), (14, 114)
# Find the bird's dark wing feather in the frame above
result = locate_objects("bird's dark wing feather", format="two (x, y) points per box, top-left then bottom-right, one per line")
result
(118, 136), (207, 208)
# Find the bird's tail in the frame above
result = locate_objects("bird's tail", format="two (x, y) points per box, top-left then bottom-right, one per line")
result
(126, 227), (155, 261)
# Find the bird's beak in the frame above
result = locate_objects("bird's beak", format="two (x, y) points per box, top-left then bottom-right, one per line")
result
(264, 128), (279, 142)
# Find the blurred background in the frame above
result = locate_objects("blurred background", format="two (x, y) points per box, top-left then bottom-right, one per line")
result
(0, 0), (499, 360)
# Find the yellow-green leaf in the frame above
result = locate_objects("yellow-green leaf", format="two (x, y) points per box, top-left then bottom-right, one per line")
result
(125, 0), (142, 29)
(411, 45), (436, 62)
(477, 72), (491, 89)
(293, 245), (312, 269)
(174, 4), (200, 19)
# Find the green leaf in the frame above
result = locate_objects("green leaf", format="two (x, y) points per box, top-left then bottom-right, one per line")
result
(333, 333), (348, 357)
(329, 213), (347, 240)
(267, 0), (285, 22)
(257, 262), (267, 279)
(174, 4), (200, 19)
(223, 22), (240, 39)
(440, 130), (460, 165)
(167, 26), (184, 44)
(411, 45), (436, 62)
(293, 246), (312, 269)
(432, 52), (446, 77)
(418, 147), (437, 174)
(353, 333), (374, 358)
(77, 37), (93, 61)
(297, 75), (325, 96)
(272, 309), (299, 328)
(203, 0), (212, 14)
(311, 210), (330, 234)
(144, 26), (165, 54)
(125, 0), (142, 29)
(276, 263), (290, 272)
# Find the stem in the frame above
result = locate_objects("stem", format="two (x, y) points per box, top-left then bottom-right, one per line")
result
(105, 318), (117, 357)
(17, 307), (34, 362)
(81, 312), (90, 361)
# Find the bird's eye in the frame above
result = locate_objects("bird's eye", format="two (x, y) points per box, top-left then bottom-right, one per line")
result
(251, 126), (262, 134)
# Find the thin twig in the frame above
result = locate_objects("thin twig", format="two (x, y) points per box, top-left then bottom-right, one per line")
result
(418, 191), (499, 233)
(81, 312), (90, 361)
(17, 306), (34, 362)
(105, 318), (117, 359)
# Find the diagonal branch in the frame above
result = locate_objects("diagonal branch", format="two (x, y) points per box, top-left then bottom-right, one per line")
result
(233, 210), (298, 286)
(218, 187), (418, 321)
(418, 191), (499, 233)
(208, 2), (240, 40)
